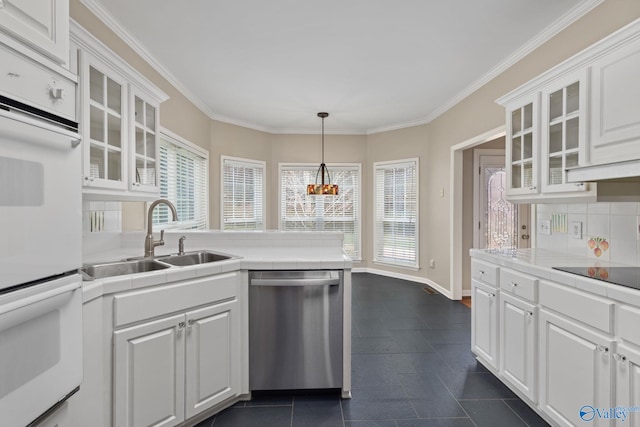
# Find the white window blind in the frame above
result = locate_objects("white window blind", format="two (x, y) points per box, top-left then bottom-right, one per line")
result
(374, 158), (418, 268)
(280, 163), (361, 260)
(222, 156), (265, 230)
(153, 132), (208, 230)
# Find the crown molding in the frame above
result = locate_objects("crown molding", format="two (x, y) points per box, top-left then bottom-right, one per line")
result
(420, 0), (604, 126)
(79, 0), (603, 135)
(79, 0), (215, 114)
(70, 20), (168, 103)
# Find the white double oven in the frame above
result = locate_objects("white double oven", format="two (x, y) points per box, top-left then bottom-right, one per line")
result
(0, 43), (83, 426)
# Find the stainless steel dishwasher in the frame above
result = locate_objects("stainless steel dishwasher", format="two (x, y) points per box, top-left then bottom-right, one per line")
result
(249, 270), (343, 391)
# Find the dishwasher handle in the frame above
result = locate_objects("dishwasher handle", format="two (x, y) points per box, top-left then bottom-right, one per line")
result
(251, 277), (340, 287)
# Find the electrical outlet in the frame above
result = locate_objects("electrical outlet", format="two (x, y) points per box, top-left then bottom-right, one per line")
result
(570, 221), (582, 239)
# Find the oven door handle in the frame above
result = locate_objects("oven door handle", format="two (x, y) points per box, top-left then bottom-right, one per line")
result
(0, 110), (81, 150)
(0, 281), (79, 317)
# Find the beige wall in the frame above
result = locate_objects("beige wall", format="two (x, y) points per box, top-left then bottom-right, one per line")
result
(417, 0), (640, 293)
(76, 0), (640, 295)
(70, 0), (211, 151)
(365, 124), (429, 274)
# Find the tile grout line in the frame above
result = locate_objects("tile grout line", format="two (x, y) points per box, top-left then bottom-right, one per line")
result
(502, 398), (536, 427)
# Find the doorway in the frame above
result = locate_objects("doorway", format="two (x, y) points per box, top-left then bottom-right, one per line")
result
(473, 150), (530, 251)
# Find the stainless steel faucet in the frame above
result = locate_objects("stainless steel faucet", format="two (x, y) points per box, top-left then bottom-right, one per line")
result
(178, 236), (187, 255)
(145, 199), (178, 257)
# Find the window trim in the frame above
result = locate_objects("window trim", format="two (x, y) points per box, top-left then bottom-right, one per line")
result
(278, 162), (362, 261)
(372, 157), (419, 270)
(220, 155), (266, 231)
(154, 127), (209, 230)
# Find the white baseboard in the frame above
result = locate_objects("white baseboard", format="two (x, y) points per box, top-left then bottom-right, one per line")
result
(351, 267), (465, 301)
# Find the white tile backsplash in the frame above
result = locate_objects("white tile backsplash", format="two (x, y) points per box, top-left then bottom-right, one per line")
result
(610, 202), (639, 215)
(567, 203), (588, 214)
(586, 214), (609, 237)
(83, 201), (122, 233)
(536, 202), (640, 265)
(587, 202), (610, 215)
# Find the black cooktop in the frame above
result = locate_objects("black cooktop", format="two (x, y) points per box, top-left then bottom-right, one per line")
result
(553, 266), (640, 290)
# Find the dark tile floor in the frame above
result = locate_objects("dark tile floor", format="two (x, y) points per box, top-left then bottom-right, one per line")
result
(195, 273), (550, 427)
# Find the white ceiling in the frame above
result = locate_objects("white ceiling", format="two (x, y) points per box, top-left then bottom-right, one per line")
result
(85, 0), (593, 134)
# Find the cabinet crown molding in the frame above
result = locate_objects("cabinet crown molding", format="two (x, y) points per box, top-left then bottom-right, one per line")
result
(497, 17), (640, 107)
(69, 19), (169, 104)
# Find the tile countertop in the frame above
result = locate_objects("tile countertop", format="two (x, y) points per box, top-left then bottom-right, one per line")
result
(470, 248), (640, 306)
(82, 230), (353, 302)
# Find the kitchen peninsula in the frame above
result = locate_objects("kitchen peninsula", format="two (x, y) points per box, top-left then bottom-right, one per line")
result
(68, 231), (353, 427)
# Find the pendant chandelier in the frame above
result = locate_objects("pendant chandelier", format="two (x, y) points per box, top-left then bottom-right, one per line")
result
(307, 112), (339, 195)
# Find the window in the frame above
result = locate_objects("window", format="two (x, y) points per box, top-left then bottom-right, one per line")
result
(279, 163), (361, 260)
(374, 158), (419, 268)
(221, 156), (265, 230)
(153, 130), (208, 229)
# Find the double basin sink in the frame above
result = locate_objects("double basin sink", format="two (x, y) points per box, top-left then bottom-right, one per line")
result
(81, 251), (234, 280)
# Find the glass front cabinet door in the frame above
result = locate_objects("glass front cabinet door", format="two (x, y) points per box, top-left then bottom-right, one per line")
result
(505, 92), (539, 198)
(540, 71), (590, 194)
(78, 45), (167, 199)
(129, 86), (160, 194)
(80, 52), (128, 191)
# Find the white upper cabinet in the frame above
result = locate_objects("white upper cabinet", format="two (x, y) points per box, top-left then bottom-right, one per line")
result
(540, 70), (594, 197)
(129, 86), (161, 194)
(500, 70), (595, 203)
(0, 0), (69, 67)
(80, 52), (128, 192)
(497, 18), (640, 203)
(71, 22), (169, 200)
(504, 92), (540, 199)
(589, 34), (640, 164)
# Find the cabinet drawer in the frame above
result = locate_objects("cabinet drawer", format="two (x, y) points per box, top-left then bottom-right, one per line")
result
(539, 280), (613, 334)
(500, 268), (537, 302)
(114, 272), (239, 328)
(618, 305), (640, 347)
(471, 260), (498, 286)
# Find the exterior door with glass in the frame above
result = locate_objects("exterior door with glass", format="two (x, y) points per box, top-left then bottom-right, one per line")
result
(474, 150), (530, 250)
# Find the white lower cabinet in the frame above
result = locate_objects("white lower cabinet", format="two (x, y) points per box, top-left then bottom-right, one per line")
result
(471, 279), (499, 369)
(539, 308), (613, 427)
(499, 292), (537, 403)
(113, 273), (241, 427)
(114, 313), (186, 427)
(614, 344), (640, 426)
(185, 301), (240, 419)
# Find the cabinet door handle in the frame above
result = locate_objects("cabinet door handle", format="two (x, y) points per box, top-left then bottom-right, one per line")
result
(187, 319), (195, 328)
(614, 353), (627, 362)
(526, 311), (534, 316)
(478, 270), (485, 275)
(529, 186), (537, 191)
(178, 321), (186, 330)
(488, 292), (496, 298)
(511, 282), (518, 287)
(597, 345), (609, 354)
